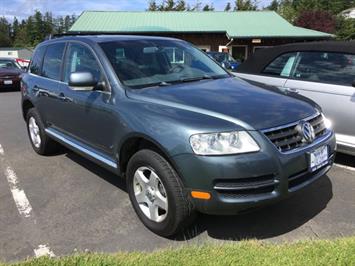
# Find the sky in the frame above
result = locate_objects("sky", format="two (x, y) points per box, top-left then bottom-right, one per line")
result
(0, 0), (273, 21)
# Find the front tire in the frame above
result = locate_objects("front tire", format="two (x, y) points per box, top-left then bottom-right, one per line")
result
(126, 149), (193, 237)
(26, 108), (59, 155)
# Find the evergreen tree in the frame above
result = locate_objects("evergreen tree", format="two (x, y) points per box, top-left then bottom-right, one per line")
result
(0, 17), (12, 47)
(202, 4), (214, 11)
(175, 0), (187, 11)
(148, 0), (158, 11)
(234, 0), (257, 11)
(12, 17), (19, 41)
(224, 2), (232, 11)
(266, 0), (280, 11)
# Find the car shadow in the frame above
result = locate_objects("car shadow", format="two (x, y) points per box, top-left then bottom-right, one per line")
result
(179, 175), (333, 241)
(335, 153), (355, 168)
(65, 151), (127, 192)
(63, 150), (332, 241)
(0, 88), (20, 93)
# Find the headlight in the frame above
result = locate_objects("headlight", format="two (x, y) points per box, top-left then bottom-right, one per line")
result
(321, 113), (332, 129)
(189, 131), (260, 155)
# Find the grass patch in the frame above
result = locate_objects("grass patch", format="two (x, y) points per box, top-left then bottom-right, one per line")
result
(5, 237), (355, 266)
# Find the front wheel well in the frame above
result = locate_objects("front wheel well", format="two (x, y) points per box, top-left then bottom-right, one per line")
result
(22, 100), (34, 120)
(119, 137), (171, 176)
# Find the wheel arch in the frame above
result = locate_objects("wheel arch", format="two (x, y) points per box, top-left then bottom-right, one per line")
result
(22, 99), (35, 120)
(118, 133), (182, 180)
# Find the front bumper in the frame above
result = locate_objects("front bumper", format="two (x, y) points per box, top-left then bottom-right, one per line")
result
(172, 129), (336, 215)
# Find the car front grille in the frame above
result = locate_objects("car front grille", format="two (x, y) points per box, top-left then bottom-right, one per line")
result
(263, 113), (327, 153)
(214, 174), (277, 198)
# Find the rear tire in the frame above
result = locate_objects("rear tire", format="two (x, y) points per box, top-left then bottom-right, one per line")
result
(126, 149), (194, 237)
(26, 108), (59, 155)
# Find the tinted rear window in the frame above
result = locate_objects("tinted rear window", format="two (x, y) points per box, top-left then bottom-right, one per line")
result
(30, 46), (46, 75)
(42, 43), (66, 81)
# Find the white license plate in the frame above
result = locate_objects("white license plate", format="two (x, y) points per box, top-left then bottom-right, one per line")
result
(309, 146), (329, 172)
(4, 80), (13, 85)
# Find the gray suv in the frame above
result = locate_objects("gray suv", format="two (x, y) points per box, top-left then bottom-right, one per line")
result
(22, 35), (336, 236)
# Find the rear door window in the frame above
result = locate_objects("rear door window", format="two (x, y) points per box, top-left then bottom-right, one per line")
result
(42, 43), (66, 81)
(29, 46), (46, 75)
(262, 52), (297, 77)
(292, 52), (355, 86)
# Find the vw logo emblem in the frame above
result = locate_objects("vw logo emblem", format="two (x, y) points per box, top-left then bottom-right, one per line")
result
(299, 121), (315, 143)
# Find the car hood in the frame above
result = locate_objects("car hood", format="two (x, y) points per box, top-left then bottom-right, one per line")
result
(126, 77), (317, 130)
(0, 68), (22, 77)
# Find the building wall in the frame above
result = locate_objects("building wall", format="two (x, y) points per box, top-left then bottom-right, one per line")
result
(0, 50), (19, 58)
(0, 49), (32, 60)
(135, 32), (325, 61)
(140, 33), (230, 51)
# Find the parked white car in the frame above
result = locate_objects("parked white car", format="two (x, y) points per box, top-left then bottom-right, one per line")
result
(236, 41), (355, 156)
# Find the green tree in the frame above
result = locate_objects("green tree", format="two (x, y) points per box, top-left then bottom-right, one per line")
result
(336, 17), (355, 40)
(175, 0), (187, 11)
(278, 0), (298, 22)
(202, 4), (214, 11)
(0, 17), (12, 47)
(224, 2), (232, 11)
(148, 0), (158, 10)
(266, 0), (280, 11)
(234, 0), (257, 11)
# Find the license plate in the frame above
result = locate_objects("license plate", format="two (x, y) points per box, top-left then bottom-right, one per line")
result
(4, 80), (13, 85)
(309, 146), (329, 172)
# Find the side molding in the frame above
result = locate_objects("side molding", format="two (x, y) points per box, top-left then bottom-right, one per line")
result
(45, 128), (118, 169)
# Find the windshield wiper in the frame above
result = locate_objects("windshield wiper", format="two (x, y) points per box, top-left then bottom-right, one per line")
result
(178, 75), (213, 83)
(171, 74), (229, 84)
(136, 81), (172, 89)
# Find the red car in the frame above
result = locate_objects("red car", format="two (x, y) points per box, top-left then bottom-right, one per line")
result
(0, 58), (24, 91)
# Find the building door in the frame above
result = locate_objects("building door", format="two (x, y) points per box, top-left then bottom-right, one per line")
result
(232, 45), (248, 62)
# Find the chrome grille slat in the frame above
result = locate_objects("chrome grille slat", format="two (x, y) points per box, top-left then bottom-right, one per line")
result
(263, 113), (326, 153)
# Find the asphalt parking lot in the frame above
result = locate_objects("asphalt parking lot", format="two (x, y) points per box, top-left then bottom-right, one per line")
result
(0, 91), (354, 262)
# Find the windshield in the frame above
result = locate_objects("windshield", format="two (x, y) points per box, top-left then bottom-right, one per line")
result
(0, 59), (21, 69)
(100, 39), (229, 89)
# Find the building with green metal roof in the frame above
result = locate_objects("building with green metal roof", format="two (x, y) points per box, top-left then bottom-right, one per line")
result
(69, 11), (333, 61)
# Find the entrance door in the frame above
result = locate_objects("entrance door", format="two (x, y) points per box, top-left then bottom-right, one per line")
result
(232, 45), (247, 62)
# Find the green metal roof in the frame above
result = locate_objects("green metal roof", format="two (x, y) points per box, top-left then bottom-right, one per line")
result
(70, 11), (332, 38)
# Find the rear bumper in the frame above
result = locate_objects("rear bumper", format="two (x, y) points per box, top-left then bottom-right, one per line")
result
(0, 79), (20, 90)
(172, 130), (336, 215)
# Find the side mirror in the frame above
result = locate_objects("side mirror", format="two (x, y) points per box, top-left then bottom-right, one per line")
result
(21, 66), (28, 71)
(69, 72), (97, 91)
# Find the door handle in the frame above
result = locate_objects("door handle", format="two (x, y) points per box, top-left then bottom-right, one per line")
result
(285, 87), (299, 94)
(33, 86), (50, 97)
(58, 92), (73, 103)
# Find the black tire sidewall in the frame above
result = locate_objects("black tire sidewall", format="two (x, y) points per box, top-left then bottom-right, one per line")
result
(127, 150), (187, 237)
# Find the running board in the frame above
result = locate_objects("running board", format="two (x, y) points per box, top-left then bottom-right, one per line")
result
(45, 128), (118, 169)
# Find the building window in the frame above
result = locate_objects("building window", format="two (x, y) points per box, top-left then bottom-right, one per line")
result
(164, 47), (185, 64)
(197, 45), (211, 52)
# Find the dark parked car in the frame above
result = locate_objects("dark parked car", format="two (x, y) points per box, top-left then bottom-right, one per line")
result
(0, 58), (24, 91)
(207, 51), (240, 71)
(22, 35), (335, 236)
(236, 41), (355, 156)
